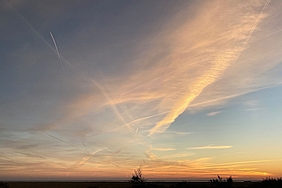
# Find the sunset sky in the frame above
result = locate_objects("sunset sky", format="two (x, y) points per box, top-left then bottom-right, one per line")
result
(1, 0), (282, 181)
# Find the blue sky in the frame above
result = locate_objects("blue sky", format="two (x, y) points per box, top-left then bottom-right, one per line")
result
(1, 0), (282, 180)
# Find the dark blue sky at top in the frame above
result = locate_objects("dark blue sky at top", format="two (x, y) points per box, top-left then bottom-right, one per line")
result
(0, 0), (189, 98)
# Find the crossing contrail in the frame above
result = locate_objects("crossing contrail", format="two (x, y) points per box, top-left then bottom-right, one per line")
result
(50, 32), (66, 75)
(44, 132), (85, 153)
(244, 0), (271, 45)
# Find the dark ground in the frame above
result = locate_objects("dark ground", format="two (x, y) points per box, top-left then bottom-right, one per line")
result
(3, 181), (277, 188)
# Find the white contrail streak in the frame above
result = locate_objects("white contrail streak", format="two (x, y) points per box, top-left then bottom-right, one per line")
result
(18, 13), (132, 133)
(90, 79), (134, 132)
(188, 82), (282, 109)
(66, 148), (106, 177)
(244, 0), (271, 45)
(82, 141), (90, 155)
(50, 32), (66, 75)
(131, 128), (139, 142)
(231, 0), (271, 67)
(44, 132), (85, 153)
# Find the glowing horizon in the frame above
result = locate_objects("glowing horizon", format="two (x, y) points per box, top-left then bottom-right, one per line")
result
(1, 0), (282, 181)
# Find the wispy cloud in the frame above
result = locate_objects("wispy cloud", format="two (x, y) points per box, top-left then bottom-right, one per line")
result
(187, 145), (233, 150)
(31, 0), (273, 139)
(145, 0), (271, 135)
(73, 148), (107, 168)
(35, 0), (273, 142)
(2, 0), (282, 180)
(207, 111), (222, 116)
(152, 148), (176, 151)
(145, 148), (158, 161)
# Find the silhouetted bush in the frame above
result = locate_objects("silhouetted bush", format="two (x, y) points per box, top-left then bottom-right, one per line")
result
(0, 182), (8, 188)
(261, 177), (282, 188)
(130, 166), (146, 187)
(210, 176), (235, 188)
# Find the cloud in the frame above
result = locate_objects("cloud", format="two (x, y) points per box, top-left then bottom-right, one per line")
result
(152, 148), (176, 151)
(161, 131), (191, 136)
(3, 0), (282, 180)
(207, 111), (222, 116)
(188, 83), (282, 110)
(33, 0), (275, 139)
(74, 148), (107, 168)
(206, 159), (277, 167)
(187, 145), (233, 150)
(27, 0), (275, 139)
(145, 152), (158, 161)
(145, 0), (271, 135)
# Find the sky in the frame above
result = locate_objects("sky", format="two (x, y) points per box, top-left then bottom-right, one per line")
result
(1, 0), (282, 181)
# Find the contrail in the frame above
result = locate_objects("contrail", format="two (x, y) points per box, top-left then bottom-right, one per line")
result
(50, 32), (66, 75)
(44, 132), (85, 153)
(131, 128), (139, 142)
(91, 79), (134, 132)
(188, 82), (282, 109)
(244, 0), (271, 45)
(66, 147), (106, 177)
(17, 12), (74, 71)
(18, 12), (134, 133)
(128, 111), (169, 125)
(231, 0), (271, 66)
(82, 141), (90, 155)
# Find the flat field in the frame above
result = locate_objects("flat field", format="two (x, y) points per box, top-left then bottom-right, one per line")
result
(5, 182), (131, 188)
(6, 182), (131, 188)
(5, 181), (259, 188)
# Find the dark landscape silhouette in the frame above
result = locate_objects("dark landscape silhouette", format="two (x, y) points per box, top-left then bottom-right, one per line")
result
(2, 168), (282, 188)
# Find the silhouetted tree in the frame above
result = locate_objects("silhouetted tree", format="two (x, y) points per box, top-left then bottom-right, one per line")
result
(130, 166), (146, 187)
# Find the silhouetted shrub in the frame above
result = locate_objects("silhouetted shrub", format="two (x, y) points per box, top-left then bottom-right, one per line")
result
(130, 166), (146, 187)
(210, 176), (235, 188)
(261, 177), (282, 188)
(226, 176), (233, 184)
(0, 182), (9, 188)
